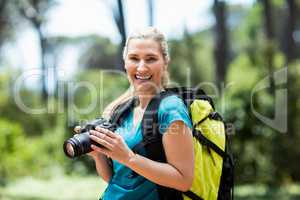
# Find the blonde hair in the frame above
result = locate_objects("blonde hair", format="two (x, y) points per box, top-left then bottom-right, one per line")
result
(102, 27), (170, 119)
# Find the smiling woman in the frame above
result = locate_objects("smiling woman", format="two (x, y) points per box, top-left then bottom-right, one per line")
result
(84, 27), (194, 200)
(123, 28), (171, 93)
(124, 38), (167, 99)
(103, 27), (171, 118)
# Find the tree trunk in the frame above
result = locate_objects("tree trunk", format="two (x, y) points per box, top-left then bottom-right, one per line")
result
(261, 0), (275, 95)
(285, 0), (298, 138)
(17, 0), (53, 100)
(114, 0), (126, 71)
(184, 27), (200, 86)
(0, 0), (8, 49)
(147, 0), (154, 26)
(213, 0), (229, 89)
(36, 26), (48, 100)
(284, 0), (296, 63)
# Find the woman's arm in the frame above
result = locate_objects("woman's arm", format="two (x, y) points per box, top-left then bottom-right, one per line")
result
(89, 153), (113, 183)
(74, 126), (112, 183)
(127, 121), (194, 191)
(90, 121), (194, 191)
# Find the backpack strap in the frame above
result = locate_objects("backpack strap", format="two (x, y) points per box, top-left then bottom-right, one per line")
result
(132, 87), (215, 200)
(107, 97), (137, 172)
(132, 91), (175, 157)
(193, 129), (227, 158)
(131, 87), (216, 152)
(109, 97), (138, 125)
(193, 114), (234, 200)
(132, 90), (184, 200)
(183, 190), (204, 200)
(108, 89), (230, 200)
(165, 87), (215, 109)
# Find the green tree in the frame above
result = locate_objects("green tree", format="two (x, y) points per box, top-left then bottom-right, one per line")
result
(213, 0), (230, 89)
(78, 35), (118, 70)
(16, 0), (57, 100)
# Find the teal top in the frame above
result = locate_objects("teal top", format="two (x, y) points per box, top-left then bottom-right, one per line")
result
(101, 95), (192, 200)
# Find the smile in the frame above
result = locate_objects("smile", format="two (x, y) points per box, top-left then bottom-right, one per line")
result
(135, 75), (152, 80)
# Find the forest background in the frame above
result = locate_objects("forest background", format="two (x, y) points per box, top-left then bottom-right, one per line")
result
(0, 0), (300, 199)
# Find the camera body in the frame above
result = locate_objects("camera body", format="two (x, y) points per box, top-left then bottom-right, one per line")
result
(63, 118), (116, 158)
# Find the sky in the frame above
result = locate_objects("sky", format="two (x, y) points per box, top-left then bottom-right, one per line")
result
(45, 0), (214, 41)
(3, 0), (255, 81)
(45, 0), (254, 41)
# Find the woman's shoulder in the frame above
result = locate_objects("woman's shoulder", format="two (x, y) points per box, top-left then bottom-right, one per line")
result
(157, 94), (192, 134)
(158, 95), (186, 112)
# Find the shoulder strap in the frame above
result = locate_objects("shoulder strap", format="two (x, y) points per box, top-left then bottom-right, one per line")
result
(106, 98), (137, 172)
(109, 97), (137, 126)
(183, 190), (204, 200)
(132, 90), (175, 152)
(131, 87), (212, 166)
(134, 90), (184, 200)
(193, 129), (227, 158)
(165, 87), (215, 109)
(133, 91), (175, 159)
(133, 87), (217, 200)
(132, 86), (215, 153)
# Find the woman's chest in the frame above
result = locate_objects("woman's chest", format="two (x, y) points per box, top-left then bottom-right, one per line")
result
(116, 110), (143, 149)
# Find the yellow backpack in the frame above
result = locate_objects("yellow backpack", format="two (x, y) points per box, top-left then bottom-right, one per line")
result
(110, 87), (234, 200)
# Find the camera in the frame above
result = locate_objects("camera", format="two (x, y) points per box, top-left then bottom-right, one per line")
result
(63, 118), (116, 158)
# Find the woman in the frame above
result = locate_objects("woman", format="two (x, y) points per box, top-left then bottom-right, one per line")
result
(80, 27), (194, 200)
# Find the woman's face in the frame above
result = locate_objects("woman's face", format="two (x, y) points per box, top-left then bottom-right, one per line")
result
(124, 38), (167, 95)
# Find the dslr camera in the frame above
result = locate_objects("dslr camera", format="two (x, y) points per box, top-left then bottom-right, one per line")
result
(63, 118), (116, 158)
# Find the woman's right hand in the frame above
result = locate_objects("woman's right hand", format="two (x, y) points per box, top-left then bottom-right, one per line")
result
(73, 126), (99, 158)
(74, 126), (113, 182)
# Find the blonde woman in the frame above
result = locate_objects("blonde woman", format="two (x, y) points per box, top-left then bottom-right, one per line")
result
(87, 27), (194, 200)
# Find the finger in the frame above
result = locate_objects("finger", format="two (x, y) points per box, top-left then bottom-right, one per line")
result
(89, 135), (113, 150)
(74, 126), (81, 133)
(90, 130), (115, 144)
(91, 144), (111, 157)
(95, 126), (117, 138)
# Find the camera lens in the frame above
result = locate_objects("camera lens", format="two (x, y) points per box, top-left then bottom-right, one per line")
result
(63, 118), (116, 158)
(65, 143), (75, 157)
(63, 132), (92, 158)
(63, 137), (79, 158)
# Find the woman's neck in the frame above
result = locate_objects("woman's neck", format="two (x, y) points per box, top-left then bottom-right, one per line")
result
(137, 94), (154, 109)
(135, 85), (164, 109)
(136, 89), (163, 109)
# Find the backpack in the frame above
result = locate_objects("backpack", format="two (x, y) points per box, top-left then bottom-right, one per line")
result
(110, 87), (234, 200)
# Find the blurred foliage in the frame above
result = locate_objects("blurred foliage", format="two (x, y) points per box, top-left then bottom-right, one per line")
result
(78, 35), (118, 70)
(0, 0), (299, 195)
(169, 29), (215, 85)
(0, 119), (27, 185)
(1, 177), (300, 200)
(0, 176), (107, 200)
(60, 70), (129, 174)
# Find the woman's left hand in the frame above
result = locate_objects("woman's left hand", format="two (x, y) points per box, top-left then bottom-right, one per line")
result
(89, 126), (135, 165)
